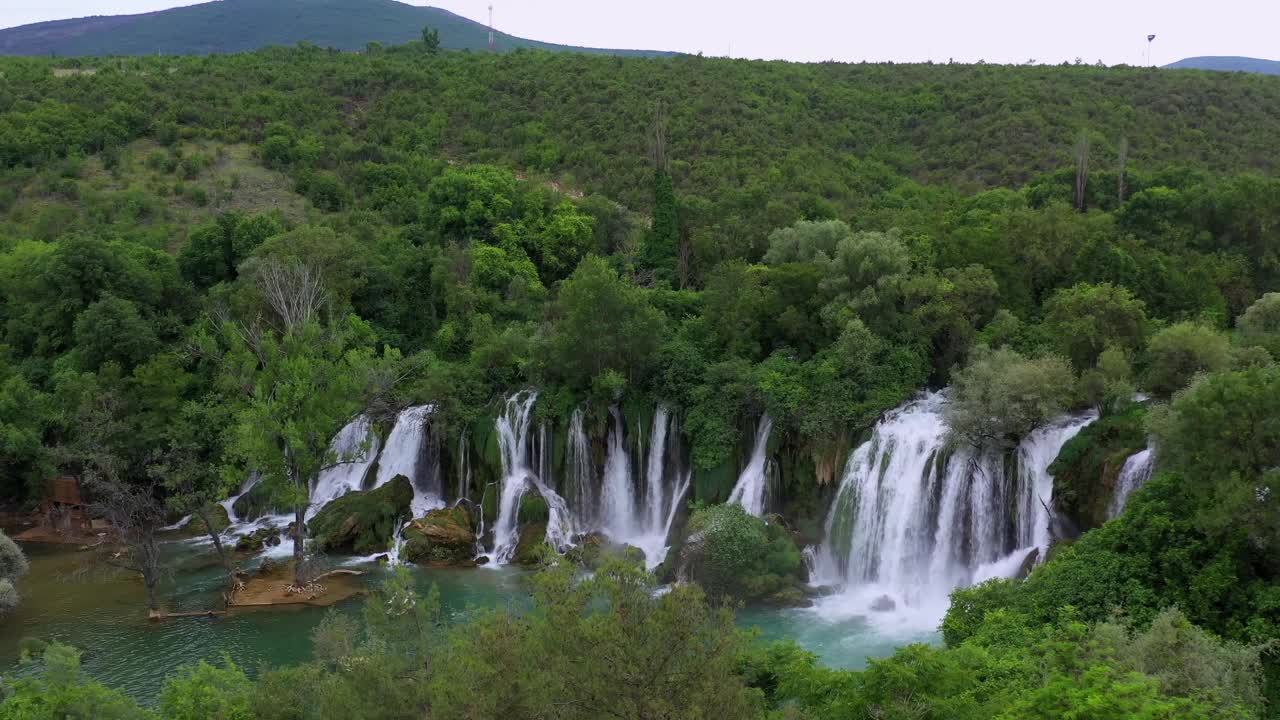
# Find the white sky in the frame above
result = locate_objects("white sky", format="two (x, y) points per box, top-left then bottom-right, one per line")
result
(3, 0), (1277, 66)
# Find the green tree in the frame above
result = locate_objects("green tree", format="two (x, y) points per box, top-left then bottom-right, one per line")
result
(0, 643), (151, 720)
(421, 26), (441, 54)
(945, 346), (1076, 445)
(220, 315), (379, 585)
(1044, 282), (1148, 371)
(1143, 321), (1232, 397)
(158, 659), (254, 720)
(547, 255), (664, 392)
(1236, 292), (1280, 358)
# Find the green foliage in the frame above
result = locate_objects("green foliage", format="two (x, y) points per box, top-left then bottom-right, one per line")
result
(1148, 365), (1280, 564)
(1143, 321), (1233, 397)
(683, 503), (803, 602)
(547, 255), (664, 392)
(1237, 293), (1280, 358)
(1049, 404), (1148, 530)
(0, 643), (151, 719)
(306, 475), (414, 555)
(158, 659), (254, 720)
(1044, 282), (1148, 371)
(945, 346), (1076, 445)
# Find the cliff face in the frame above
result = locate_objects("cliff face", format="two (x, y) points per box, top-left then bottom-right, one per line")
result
(1050, 405), (1149, 533)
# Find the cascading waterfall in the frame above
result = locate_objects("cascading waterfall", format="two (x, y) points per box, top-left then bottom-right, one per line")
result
(599, 405), (691, 568)
(375, 405), (445, 518)
(310, 415), (380, 512)
(456, 433), (472, 504)
(728, 415), (774, 516)
(601, 407), (638, 538)
(812, 392), (1093, 625)
(1107, 448), (1154, 518)
(563, 409), (597, 525)
(486, 391), (579, 564)
(644, 406), (671, 532)
(220, 472), (261, 525)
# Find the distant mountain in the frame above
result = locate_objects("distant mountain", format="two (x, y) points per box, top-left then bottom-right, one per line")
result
(0, 0), (672, 57)
(1164, 56), (1280, 75)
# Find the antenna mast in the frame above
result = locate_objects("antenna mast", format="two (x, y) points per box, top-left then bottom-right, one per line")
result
(1146, 34), (1156, 66)
(488, 5), (495, 52)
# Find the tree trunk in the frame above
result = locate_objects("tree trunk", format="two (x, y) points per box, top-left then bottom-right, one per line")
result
(293, 504), (306, 586)
(196, 506), (235, 592)
(144, 572), (161, 613)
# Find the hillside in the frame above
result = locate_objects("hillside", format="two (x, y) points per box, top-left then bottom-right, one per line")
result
(1165, 56), (1280, 75)
(0, 0), (671, 57)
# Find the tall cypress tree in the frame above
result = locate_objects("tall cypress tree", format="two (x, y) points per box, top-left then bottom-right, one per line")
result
(645, 168), (679, 279)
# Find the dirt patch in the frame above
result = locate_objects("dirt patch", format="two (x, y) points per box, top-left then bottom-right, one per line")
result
(227, 563), (366, 609)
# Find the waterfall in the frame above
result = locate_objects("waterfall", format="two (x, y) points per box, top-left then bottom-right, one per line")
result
(310, 415), (381, 511)
(644, 406), (671, 532)
(1016, 414), (1098, 552)
(457, 433), (472, 503)
(601, 407), (637, 538)
(728, 415), (774, 516)
(220, 472), (261, 524)
(488, 392), (539, 564)
(1107, 448), (1154, 518)
(564, 409), (597, 525)
(375, 405), (444, 518)
(812, 392), (1093, 623)
(486, 391), (579, 565)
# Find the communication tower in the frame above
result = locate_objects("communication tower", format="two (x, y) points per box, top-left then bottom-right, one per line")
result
(489, 5), (495, 52)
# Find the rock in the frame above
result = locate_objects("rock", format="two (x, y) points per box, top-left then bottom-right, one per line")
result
(513, 522), (549, 566)
(159, 504), (232, 540)
(233, 480), (279, 522)
(307, 476), (414, 555)
(563, 532), (606, 568)
(619, 544), (646, 566)
(235, 526), (282, 554)
(801, 584), (838, 598)
(1015, 547), (1041, 580)
(764, 586), (813, 608)
(474, 555), (490, 566)
(870, 594), (896, 612)
(401, 505), (476, 567)
(373, 554), (389, 564)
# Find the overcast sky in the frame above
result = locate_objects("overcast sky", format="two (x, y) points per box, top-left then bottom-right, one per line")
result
(5, 0), (1278, 66)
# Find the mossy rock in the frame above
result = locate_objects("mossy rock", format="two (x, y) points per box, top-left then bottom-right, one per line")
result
(232, 480), (279, 521)
(234, 526), (282, 554)
(402, 506), (476, 567)
(763, 585), (813, 608)
(563, 532), (606, 568)
(677, 503), (805, 603)
(160, 503), (231, 539)
(513, 522), (549, 566)
(307, 475), (413, 555)
(564, 534), (645, 570)
(1050, 405), (1148, 532)
(517, 493), (549, 524)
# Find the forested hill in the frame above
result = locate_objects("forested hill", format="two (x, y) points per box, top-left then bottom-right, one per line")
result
(0, 0), (672, 57)
(1165, 56), (1280, 75)
(8, 47), (1278, 243)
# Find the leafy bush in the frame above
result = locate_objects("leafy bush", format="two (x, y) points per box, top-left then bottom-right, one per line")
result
(682, 503), (803, 602)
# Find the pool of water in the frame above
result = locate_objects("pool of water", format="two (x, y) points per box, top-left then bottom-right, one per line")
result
(4, 541), (938, 702)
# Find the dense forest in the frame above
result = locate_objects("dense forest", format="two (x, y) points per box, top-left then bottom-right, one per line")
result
(2, 35), (1280, 719)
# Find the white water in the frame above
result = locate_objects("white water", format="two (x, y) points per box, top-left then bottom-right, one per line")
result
(601, 407), (638, 539)
(375, 405), (445, 518)
(485, 392), (579, 565)
(1107, 448), (1154, 518)
(599, 406), (691, 569)
(728, 415), (774, 516)
(811, 392), (1093, 631)
(563, 409), (597, 526)
(220, 472), (261, 524)
(310, 415), (380, 513)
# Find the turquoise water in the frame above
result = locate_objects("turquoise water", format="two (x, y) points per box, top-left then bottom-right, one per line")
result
(4, 541), (934, 702)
